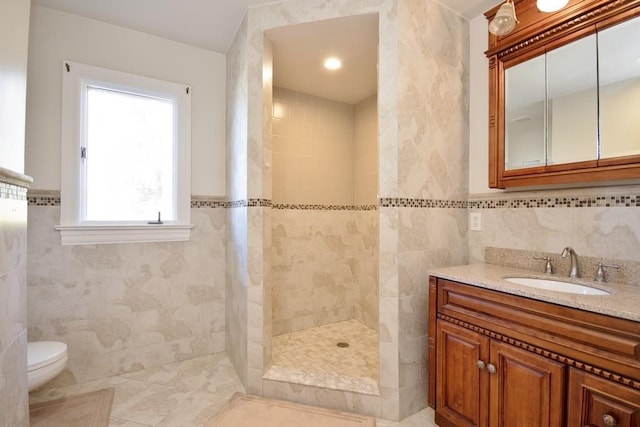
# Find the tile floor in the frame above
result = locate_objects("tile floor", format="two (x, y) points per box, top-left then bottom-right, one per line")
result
(29, 352), (437, 426)
(266, 319), (379, 394)
(271, 319), (378, 382)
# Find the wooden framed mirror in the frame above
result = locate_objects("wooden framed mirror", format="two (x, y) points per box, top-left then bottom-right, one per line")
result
(485, 0), (640, 188)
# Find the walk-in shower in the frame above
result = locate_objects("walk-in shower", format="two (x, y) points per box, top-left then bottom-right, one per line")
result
(264, 14), (380, 393)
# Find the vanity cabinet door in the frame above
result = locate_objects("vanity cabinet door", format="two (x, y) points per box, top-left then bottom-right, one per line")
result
(567, 368), (640, 427)
(489, 341), (565, 427)
(436, 320), (490, 427)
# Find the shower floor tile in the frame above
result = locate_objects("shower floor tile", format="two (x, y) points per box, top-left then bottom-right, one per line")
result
(268, 319), (378, 393)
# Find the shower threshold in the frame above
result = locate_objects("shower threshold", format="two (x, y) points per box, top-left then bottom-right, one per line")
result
(263, 364), (380, 395)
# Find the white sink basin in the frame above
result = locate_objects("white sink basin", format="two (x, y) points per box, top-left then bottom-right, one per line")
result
(504, 277), (611, 295)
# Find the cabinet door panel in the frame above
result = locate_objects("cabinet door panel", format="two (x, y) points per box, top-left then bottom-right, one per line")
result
(490, 341), (565, 427)
(567, 368), (640, 427)
(436, 320), (490, 427)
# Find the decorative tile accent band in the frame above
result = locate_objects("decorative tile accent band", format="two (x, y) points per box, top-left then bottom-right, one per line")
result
(191, 200), (228, 208)
(379, 198), (468, 208)
(272, 203), (378, 211)
(227, 198), (273, 208)
(468, 195), (640, 209)
(28, 195), (60, 206)
(1, 182), (28, 201)
(26, 193), (640, 209)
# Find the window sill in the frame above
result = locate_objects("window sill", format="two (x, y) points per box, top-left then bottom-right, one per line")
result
(55, 224), (193, 245)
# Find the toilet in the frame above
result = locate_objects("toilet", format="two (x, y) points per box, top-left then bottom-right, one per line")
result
(27, 341), (68, 391)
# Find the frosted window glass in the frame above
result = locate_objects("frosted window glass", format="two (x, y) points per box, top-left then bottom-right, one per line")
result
(85, 87), (175, 221)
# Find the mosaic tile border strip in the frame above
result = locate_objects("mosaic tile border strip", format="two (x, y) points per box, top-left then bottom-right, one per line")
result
(379, 198), (467, 208)
(468, 195), (640, 209)
(272, 203), (377, 211)
(191, 200), (227, 208)
(0, 182), (28, 201)
(227, 198), (273, 208)
(26, 193), (640, 209)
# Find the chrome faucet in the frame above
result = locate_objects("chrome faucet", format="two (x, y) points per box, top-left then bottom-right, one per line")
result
(561, 247), (579, 278)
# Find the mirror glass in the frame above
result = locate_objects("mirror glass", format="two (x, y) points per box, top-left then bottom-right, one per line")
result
(598, 15), (640, 159)
(505, 56), (546, 170)
(504, 35), (599, 170)
(546, 34), (598, 165)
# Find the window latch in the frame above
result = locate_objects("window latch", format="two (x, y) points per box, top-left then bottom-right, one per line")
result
(80, 146), (87, 159)
(148, 211), (163, 225)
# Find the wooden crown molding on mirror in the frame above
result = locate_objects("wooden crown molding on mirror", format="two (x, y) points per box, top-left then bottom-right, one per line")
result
(485, 0), (640, 188)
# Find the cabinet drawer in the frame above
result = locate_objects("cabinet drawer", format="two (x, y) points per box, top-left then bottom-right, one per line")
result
(567, 368), (640, 427)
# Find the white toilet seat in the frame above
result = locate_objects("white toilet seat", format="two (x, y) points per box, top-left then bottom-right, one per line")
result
(27, 341), (68, 391)
(28, 341), (67, 371)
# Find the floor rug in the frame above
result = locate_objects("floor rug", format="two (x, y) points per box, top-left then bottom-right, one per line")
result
(29, 388), (114, 427)
(207, 392), (376, 427)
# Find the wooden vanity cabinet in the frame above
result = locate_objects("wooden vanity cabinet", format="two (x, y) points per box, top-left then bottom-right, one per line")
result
(436, 321), (564, 427)
(567, 369), (640, 427)
(428, 276), (640, 427)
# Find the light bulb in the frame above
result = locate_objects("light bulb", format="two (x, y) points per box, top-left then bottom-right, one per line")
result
(537, 0), (569, 12)
(323, 57), (342, 70)
(489, 1), (518, 36)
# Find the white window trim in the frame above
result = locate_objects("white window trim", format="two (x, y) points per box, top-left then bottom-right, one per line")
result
(58, 61), (192, 245)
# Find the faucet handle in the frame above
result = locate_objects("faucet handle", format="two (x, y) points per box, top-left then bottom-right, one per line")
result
(594, 262), (619, 283)
(534, 256), (554, 274)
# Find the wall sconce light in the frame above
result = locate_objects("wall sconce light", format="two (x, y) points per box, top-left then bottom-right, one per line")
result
(537, 0), (569, 12)
(489, 0), (519, 36)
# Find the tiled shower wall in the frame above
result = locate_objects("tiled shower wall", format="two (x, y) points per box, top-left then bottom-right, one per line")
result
(225, 13), (250, 387)
(355, 95), (378, 205)
(271, 209), (378, 334)
(272, 87), (357, 205)
(27, 196), (226, 387)
(271, 87), (379, 335)
(228, 0), (470, 420)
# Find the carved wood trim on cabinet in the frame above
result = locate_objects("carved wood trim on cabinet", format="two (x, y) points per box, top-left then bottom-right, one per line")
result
(428, 276), (640, 426)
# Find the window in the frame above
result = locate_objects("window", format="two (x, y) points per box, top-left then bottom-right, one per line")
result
(58, 61), (192, 244)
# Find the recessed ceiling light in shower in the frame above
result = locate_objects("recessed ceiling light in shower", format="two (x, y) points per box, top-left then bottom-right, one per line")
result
(323, 57), (342, 70)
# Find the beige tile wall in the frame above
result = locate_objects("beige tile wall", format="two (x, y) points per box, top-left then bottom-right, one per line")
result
(0, 194), (30, 426)
(231, 0), (469, 420)
(225, 13), (250, 387)
(271, 209), (378, 335)
(354, 95), (378, 205)
(27, 204), (227, 388)
(270, 87), (378, 336)
(272, 87), (357, 205)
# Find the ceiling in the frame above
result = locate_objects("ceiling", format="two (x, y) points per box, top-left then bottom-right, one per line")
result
(32, 0), (501, 53)
(31, 0), (501, 104)
(267, 14), (379, 104)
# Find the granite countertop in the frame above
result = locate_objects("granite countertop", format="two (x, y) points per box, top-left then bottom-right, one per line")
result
(429, 263), (640, 322)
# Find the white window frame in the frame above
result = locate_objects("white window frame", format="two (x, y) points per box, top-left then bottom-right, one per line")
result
(58, 61), (192, 245)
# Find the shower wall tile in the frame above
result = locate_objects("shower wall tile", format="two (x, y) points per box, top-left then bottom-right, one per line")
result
(225, 207), (249, 386)
(235, 0), (468, 421)
(27, 206), (227, 386)
(272, 87), (356, 206)
(352, 210), (379, 330)
(354, 95), (378, 205)
(395, 0), (469, 418)
(397, 0), (469, 201)
(226, 12), (250, 388)
(379, 207), (399, 299)
(271, 209), (378, 335)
